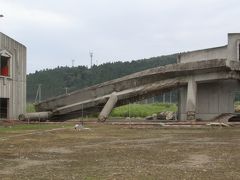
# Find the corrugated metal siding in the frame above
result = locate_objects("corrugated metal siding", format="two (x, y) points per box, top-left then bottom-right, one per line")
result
(0, 32), (26, 119)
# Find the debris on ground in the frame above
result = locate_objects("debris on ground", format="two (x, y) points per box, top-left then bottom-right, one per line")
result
(166, 111), (175, 120)
(206, 122), (231, 127)
(145, 116), (154, 120)
(157, 112), (166, 120)
(151, 113), (157, 120)
(74, 124), (91, 131)
(146, 111), (176, 120)
(211, 113), (235, 123)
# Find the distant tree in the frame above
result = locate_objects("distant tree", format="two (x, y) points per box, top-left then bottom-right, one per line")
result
(27, 54), (177, 102)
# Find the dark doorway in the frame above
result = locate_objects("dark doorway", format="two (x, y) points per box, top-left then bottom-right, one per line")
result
(239, 43), (240, 61)
(0, 98), (8, 119)
(229, 115), (240, 122)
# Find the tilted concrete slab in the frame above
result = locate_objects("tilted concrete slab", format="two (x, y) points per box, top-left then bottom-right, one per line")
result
(34, 59), (240, 120)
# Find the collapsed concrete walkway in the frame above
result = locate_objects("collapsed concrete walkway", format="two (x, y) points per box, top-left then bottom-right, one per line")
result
(31, 59), (240, 121)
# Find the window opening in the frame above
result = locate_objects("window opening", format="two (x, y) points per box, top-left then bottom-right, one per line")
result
(0, 55), (10, 76)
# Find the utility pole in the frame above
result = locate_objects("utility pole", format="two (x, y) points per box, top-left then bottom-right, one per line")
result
(89, 51), (93, 68)
(39, 84), (42, 102)
(128, 102), (130, 118)
(65, 87), (68, 95)
(35, 84), (42, 103)
(72, 59), (75, 67)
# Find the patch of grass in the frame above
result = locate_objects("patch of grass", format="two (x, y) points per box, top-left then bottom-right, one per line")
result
(111, 103), (177, 117)
(26, 103), (36, 113)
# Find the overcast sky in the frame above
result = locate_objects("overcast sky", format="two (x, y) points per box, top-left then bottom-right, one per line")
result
(1, 0), (240, 73)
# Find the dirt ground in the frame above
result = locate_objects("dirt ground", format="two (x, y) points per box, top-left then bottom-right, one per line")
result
(0, 123), (240, 180)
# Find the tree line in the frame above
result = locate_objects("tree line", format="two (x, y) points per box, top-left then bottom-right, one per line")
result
(27, 55), (177, 102)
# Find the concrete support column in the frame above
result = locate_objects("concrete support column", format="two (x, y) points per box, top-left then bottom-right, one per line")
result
(98, 92), (118, 122)
(186, 77), (197, 120)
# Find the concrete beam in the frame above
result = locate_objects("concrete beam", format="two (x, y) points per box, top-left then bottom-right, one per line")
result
(51, 77), (187, 117)
(35, 59), (232, 112)
(48, 71), (240, 120)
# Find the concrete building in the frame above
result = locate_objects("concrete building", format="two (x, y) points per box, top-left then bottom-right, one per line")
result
(0, 32), (26, 120)
(34, 33), (240, 122)
(178, 33), (240, 120)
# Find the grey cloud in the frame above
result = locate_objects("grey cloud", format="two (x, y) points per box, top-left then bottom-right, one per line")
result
(1, 0), (240, 73)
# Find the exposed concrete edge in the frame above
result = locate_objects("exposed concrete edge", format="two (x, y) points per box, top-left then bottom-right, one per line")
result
(50, 71), (240, 117)
(179, 45), (227, 56)
(36, 59), (231, 106)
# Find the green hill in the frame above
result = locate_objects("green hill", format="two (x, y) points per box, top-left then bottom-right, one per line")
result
(27, 55), (177, 102)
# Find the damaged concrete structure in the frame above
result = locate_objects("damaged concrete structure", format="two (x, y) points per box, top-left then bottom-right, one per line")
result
(178, 33), (240, 120)
(34, 33), (240, 121)
(0, 32), (27, 120)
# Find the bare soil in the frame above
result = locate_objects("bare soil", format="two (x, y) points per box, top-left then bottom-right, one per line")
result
(0, 124), (240, 179)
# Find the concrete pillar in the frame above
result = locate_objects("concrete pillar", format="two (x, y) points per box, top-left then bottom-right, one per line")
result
(98, 92), (118, 122)
(186, 77), (197, 120)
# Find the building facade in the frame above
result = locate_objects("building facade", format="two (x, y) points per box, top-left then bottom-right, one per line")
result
(178, 33), (240, 120)
(0, 32), (26, 120)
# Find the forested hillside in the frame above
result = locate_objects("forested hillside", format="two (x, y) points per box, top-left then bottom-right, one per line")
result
(27, 55), (177, 102)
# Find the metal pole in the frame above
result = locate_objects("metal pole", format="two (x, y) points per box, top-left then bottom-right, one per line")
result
(65, 87), (68, 95)
(128, 102), (130, 118)
(35, 84), (42, 103)
(128, 102), (132, 128)
(89, 52), (93, 68)
(72, 59), (75, 67)
(81, 104), (84, 121)
(39, 84), (42, 102)
(35, 87), (39, 103)
(170, 91), (172, 104)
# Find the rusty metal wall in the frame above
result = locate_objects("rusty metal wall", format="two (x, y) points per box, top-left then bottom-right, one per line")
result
(0, 32), (26, 119)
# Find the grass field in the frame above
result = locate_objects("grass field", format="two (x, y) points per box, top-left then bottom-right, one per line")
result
(0, 123), (240, 179)
(26, 103), (177, 118)
(111, 103), (177, 117)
